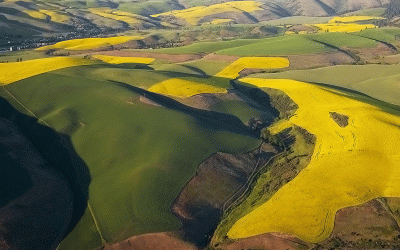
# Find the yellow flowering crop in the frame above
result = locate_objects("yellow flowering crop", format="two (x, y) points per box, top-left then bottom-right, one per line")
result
(153, 1), (262, 25)
(228, 78), (400, 243)
(147, 78), (227, 97)
(216, 57), (289, 79)
(92, 55), (155, 64)
(0, 57), (92, 85)
(36, 36), (142, 51)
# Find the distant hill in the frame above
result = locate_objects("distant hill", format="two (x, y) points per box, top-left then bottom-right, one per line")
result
(0, 0), (389, 44)
(277, 0), (389, 17)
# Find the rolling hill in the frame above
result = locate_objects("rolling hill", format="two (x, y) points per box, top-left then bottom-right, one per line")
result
(2, 0), (400, 249)
(0, 0), (391, 43)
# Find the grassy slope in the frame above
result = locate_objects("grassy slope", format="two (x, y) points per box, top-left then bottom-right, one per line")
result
(180, 59), (232, 76)
(145, 28), (399, 56)
(305, 32), (377, 48)
(353, 27), (400, 42)
(251, 64), (400, 106)
(210, 100), (266, 123)
(217, 35), (334, 56)
(2, 64), (260, 249)
(152, 39), (262, 54)
(0, 50), (49, 62)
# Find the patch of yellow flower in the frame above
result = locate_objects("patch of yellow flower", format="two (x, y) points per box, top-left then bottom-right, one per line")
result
(152, 1), (262, 25)
(147, 78), (227, 97)
(39, 10), (70, 23)
(216, 57), (289, 79)
(36, 36), (142, 51)
(23, 10), (47, 20)
(329, 15), (384, 23)
(23, 9), (70, 23)
(313, 23), (376, 33)
(92, 55), (155, 64)
(0, 57), (92, 85)
(228, 78), (400, 243)
(89, 8), (141, 26)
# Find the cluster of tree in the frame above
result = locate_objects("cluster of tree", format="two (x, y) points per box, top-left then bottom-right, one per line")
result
(261, 128), (285, 148)
(16, 58), (23, 62)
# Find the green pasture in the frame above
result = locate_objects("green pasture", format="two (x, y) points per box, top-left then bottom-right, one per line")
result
(2, 64), (261, 249)
(252, 63), (400, 106)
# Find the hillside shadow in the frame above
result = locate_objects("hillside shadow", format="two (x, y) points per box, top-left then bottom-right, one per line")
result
(0, 97), (91, 249)
(109, 80), (258, 138)
(231, 79), (280, 116)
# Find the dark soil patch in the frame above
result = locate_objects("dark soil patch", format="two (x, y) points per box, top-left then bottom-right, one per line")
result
(201, 53), (239, 62)
(330, 112), (349, 127)
(314, 199), (400, 249)
(172, 144), (279, 247)
(218, 233), (309, 250)
(286, 52), (355, 70)
(287, 25), (318, 33)
(351, 42), (397, 64)
(100, 232), (198, 250)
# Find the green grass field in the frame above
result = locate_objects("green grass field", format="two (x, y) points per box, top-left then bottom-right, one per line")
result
(1, 64), (261, 249)
(149, 35), (335, 56)
(353, 27), (400, 42)
(181, 59), (233, 76)
(217, 34), (335, 56)
(143, 27), (400, 56)
(210, 100), (266, 123)
(305, 32), (377, 48)
(153, 38), (262, 54)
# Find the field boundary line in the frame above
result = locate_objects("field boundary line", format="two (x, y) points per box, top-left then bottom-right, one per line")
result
(1, 86), (106, 245)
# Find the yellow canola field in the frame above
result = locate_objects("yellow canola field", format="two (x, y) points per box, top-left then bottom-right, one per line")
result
(36, 36), (142, 51)
(39, 10), (70, 23)
(24, 9), (70, 23)
(92, 55), (155, 64)
(216, 57), (289, 79)
(0, 57), (92, 85)
(89, 8), (141, 25)
(147, 78), (227, 97)
(152, 1), (262, 25)
(227, 78), (400, 243)
(24, 10), (47, 20)
(313, 23), (376, 33)
(329, 16), (384, 23)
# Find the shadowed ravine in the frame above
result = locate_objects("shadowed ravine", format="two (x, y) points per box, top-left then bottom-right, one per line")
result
(0, 97), (91, 250)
